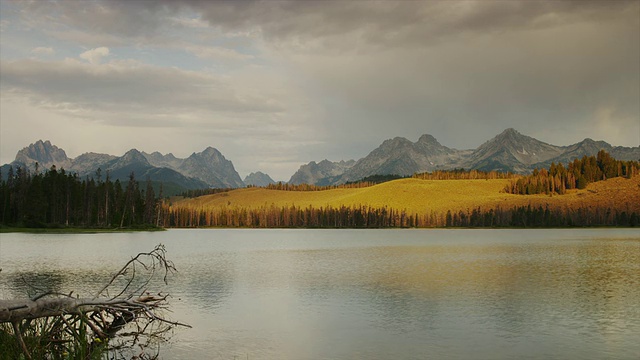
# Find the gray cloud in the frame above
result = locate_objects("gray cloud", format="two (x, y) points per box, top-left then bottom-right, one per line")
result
(17, 1), (638, 48)
(189, 0), (638, 50)
(2, 0), (638, 180)
(270, 1), (639, 149)
(17, 0), (173, 39)
(0, 58), (284, 119)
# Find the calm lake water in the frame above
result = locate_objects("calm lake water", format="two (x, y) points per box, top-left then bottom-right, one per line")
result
(1, 229), (640, 359)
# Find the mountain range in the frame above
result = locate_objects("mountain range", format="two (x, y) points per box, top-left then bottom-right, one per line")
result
(244, 172), (276, 187)
(290, 128), (640, 185)
(1, 141), (242, 195)
(2, 129), (639, 192)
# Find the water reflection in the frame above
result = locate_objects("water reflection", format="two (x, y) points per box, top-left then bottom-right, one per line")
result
(278, 240), (640, 359)
(3, 267), (173, 301)
(173, 254), (235, 311)
(1, 230), (639, 359)
(9, 271), (68, 298)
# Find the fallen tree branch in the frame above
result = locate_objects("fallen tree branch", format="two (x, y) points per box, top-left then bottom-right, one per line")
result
(0, 244), (189, 359)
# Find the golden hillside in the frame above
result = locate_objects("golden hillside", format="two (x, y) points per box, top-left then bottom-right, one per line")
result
(172, 175), (640, 215)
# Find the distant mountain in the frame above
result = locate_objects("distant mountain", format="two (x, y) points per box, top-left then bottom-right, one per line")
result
(244, 172), (276, 187)
(142, 148), (245, 188)
(69, 152), (117, 176)
(460, 128), (565, 173)
(294, 128), (640, 185)
(0, 141), (243, 195)
(532, 138), (640, 169)
(289, 159), (356, 185)
(610, 146), (640, 162)
(178, 147), (244, 188)
(3, 130), (639, 191)
(335, 134), (470, 183)
(12, 140), (72, 172)
(142, 151), (182, 170)
(79, 149), (210, 190)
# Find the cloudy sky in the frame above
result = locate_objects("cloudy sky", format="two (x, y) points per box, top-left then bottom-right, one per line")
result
(1, 0), (638, 180)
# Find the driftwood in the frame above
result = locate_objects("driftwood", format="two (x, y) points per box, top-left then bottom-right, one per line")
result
(0, 296), (166, 323)
(0, 244), (190, 360)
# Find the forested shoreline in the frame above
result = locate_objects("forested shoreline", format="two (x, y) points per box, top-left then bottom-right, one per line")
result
(162, 151), (639, 229)
(1, 151), (638, 230)
(160, 203), (638, 228)
(0, 166), (160, 229)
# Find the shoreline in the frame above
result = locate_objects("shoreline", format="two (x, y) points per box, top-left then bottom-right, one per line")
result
(0, 226), (165, 234)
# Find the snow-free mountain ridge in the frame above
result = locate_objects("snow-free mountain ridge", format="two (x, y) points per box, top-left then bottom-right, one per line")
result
(289, 128), (640, 185)
(3, 129), (639, 190)
(288, 159), (356, 185)
(1, 141), (242, 195)
(244, 172), (276, 187)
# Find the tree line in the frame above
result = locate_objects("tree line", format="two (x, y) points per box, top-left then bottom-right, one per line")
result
(413, 169), (517, 180)
(0, 165), (160, 228)
(180, 188), (233, 198)
(505, 150), (640, 195)
(263, 181), (379, 192)
(2, 150), (638, 229)
(160, 203), (638, 228)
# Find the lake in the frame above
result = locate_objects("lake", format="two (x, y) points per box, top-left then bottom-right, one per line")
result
(1, 229), (640, 359)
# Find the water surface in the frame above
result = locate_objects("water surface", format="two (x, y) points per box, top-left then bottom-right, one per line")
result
(1, 229), (639, 359)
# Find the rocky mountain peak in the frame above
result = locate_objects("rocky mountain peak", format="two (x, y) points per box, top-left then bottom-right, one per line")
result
(14, 139), (70, 171)
(491, 128), (527, 144)
(122, 149), (148, 162)
(179, 146), (243, 188)
(482, 128), (548, 151)
(201, 147), (223, 158)
(2, 141), (245, 193)
(332, 133), (468, 183)
(463, 128), (565, 172)
(142, 151), (182, 170)
(574, 138), (611, 151)
(69, 152), (117, 175)
(244, 171), (276, 187)
(288, 159), (356, 185)
(110, 149), (151, 169)
(417, 134), (440, 146)
(384, 137), (412, 146)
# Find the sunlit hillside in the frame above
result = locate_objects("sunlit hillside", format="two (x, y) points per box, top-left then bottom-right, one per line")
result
(172, 175), (640, 215)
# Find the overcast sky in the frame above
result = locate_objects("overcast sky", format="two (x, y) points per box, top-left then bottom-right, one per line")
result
(1, 0), (639, 180)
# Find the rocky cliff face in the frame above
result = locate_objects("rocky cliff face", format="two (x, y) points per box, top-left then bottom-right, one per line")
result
(1, 141), (243, 193)
(3, 130), (639, 189)
(68, 152), (117, 176)
(14, 140), (71, 171)
(94, 149), (208, 189)
(335, 134), (470, 183)
(178, 147), (245, 188)
(244, 171), (276, 187)
(142, 151), (183, 170)
(294, 128), (640, 185)
(610, 146), (640, 162)
(288, 159), (356, 185)
(460, 128), (565, 173)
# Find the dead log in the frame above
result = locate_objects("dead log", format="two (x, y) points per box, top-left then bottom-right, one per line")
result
(0, 244), (190, 359)
(0, 295), (170, 323)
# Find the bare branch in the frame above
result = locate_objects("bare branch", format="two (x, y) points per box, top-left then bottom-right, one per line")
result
(1, 244), (188, 359)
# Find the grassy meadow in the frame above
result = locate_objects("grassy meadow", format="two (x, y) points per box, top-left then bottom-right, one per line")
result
(172, 175), (640, 216)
